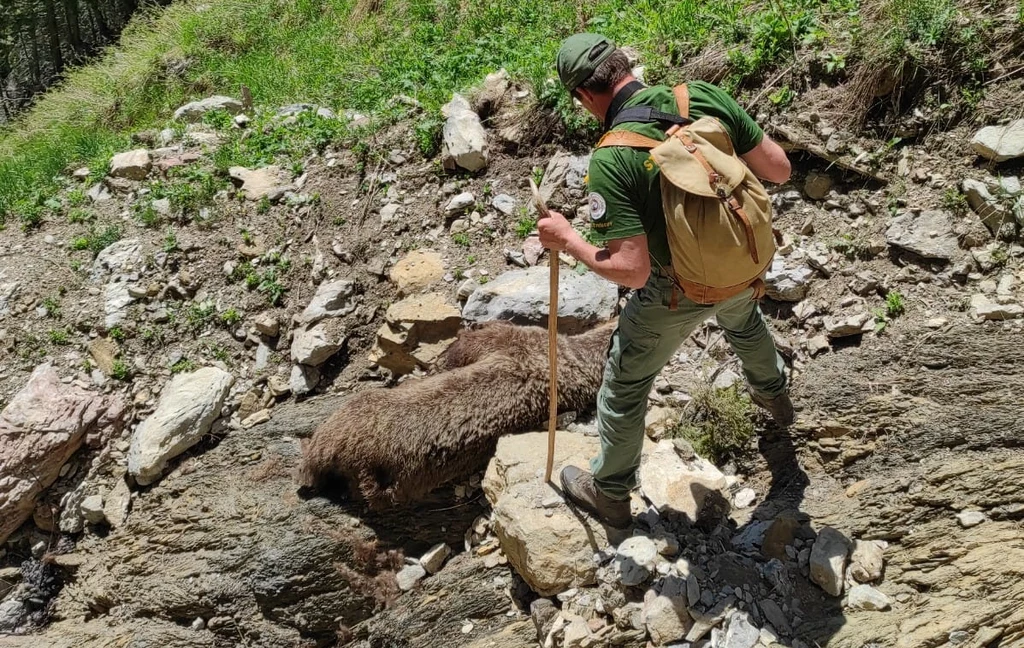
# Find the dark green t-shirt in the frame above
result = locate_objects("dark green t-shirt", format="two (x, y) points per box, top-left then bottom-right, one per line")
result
(586, 81), (764, 268)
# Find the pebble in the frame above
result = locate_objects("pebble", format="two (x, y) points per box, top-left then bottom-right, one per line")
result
(956, 510), (986, 528)
(733, 488), (757, 509)
(395, 564), (426, 591)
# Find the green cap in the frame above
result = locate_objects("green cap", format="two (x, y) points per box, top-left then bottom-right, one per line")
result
(556, 33), (616, 91)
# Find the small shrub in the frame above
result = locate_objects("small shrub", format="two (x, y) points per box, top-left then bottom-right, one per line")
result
(202, 108), (234, 131)
(134, 201), (161, 228)
(108, 326), (126, 342)
(515, 215), (537, 239)
(256, 269), (287, 306)
(885, 291), (906, 318)
(67, 188), (87, 207)
(452, 232), (471, 247)
(414, 118), (443, 157)
(170, 357), (197, 374)
(48, 329), (70, 345)
(42, 296), (61, 319)
(111, 360), (132, 381)
(71, 225), (122, 257)
(163, 229), (179, 253)
(220, 308), (242, 327)
(185, 303), (216, 333)
(670, 384), (755, 465)
(941, 188), (968, 217)
(67, 208), (93, 224)
(140, 327), (161, 345)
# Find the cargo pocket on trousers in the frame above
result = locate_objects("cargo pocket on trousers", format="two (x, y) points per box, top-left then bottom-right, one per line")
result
(609, 310), (661, 380)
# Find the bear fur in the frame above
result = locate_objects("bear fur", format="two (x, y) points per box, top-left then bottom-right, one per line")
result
(297, 320), (615, 508)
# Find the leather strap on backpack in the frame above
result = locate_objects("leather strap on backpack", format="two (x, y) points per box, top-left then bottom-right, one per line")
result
(673, 84), (690, 119)
(595, 131), (661, 149)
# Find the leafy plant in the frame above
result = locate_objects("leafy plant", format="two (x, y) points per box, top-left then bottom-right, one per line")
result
(163, 229), (180, 253)
(48, 329), (70, 345)
(111, 360), (132, 381)
(452, 232), (471, 247)
(220, 308), (242, 327)
(42, 296), (61, 319)
(185, 303), (216, 333)
(823, 51), (847, 74)
(515, 215), (537, 239)
(170, 357), (197, 374)
(941, 188), (969, 216)
(67, 208), (93, 224)
(768, 86), (795, 107)
(70, 224), (122, 257)
(885, 291), (906, 318)
(108, 326), (126, 342)
(670, 384), (755, 464)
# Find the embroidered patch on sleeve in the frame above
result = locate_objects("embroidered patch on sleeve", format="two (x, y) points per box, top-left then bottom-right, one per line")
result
(588, 192), (607, 221)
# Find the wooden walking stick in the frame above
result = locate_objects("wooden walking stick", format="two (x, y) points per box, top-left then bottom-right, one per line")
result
(530, 179), (558, 484)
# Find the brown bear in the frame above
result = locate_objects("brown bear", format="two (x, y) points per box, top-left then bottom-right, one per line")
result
(297, 320), (615, 508)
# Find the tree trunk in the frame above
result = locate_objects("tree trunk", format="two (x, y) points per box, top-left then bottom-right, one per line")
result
(42, 0), (65, 79)
(63, 0), (85, 58)
(83, 0), (112, 42)
(24, 15), (43, 91)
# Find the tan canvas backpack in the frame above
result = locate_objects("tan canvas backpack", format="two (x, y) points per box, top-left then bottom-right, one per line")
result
(596, 84), (777, 304)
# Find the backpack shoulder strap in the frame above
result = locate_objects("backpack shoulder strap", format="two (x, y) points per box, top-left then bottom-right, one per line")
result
(673, 84), (690, 120)
(596, 131), (662, 149)
(609, 106), (687, 130)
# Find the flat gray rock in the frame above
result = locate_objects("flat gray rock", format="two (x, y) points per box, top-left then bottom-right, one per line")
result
(971, 119), (1024, 162)
(886, 210), (959, 260)
(462, 266), (617, 332)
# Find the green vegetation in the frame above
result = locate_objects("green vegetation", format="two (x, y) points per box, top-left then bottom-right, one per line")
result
(452, 232), (471, 247)
(67, 208), (94, 224)
(829, 233), (874, 260)
(163, 229), (180, 253)
(874, 290), (906, 332)
(186, 302), (217, 333)
(111, 359), (132, 381)
(220, 308), (242, 327)
(942, 187), (969, 217)
(70, 224), (122, 257)
(170, 357), (197, 374)
(670, 384), (755, 465)
(42, 296), (61, 319)
(108, 326), (126, 342)
(515, 214), (537, 239)
(48, 329), (70, 345)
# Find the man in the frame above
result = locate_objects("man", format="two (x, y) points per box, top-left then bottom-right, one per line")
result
(538, 33), (794, 528)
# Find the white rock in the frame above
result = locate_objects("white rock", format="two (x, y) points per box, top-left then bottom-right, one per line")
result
(441, 94), (489, 172)
(298, 279), (357, 325)
(380, 203), (401, 225)
(639, 440), (727, 521)
(482, 432), (638, 596)
(970, 119), (1024, 162)
(809, 526), (851, 596)
(87, 182), (112, 203)
(445, 191), (476, 213)
(462, 266), (618, 331)
(255, 315), (280, 338)
(102, 479), (132, 528)
(956, 510), (986, 528)
(849, 539), (885, 583)
(291, 319), (346, 367)
(93, 239), (142, 278)
(289, 364), (320, 396)
(733, 488), (757, 509)
(847, 584), (891, 611)
(229, 165), (294, 202)
(970, 294), (1024, 321)
(173, 96), (244, 122)
(491, 194), (517, 216)
(396, 564), (426, 591)
(765, 258), (815, 302)
(723, 612), (760, 648)
(885, 210), (959, 260)
(127, 367), (234, 485)
(824, 312), (874, 338)
(420, 543), (451, 574)
(103, 282), (136, 329)
(80, 494), (106, 525)
(109, 149), (152, 181)
(643, 590), (692, 645)
(616, 536), (658, 586)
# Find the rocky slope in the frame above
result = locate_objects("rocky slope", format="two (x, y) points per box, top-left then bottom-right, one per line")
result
(0, 50), (1023, 648)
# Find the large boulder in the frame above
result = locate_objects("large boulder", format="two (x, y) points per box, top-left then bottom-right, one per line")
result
(0, 365), (126, 544)
(389, 250), (445, 295)
(462, 266), (617, 333)
(370, 293), (462, 375)
(538, 151), (590, 209)
(639, 440), (728, 522)
(441, 94), (489, 172)
(109, 149), (152, 181)
(482, 432), (638, 596)
(297, 279), (357, 325)
(970, 119), (1024, 162)
(291, 318), (346, 366)
(765, 257), (814, 302)
(885, 210), (959, 260)
(173, 95), (244, 122)
(228, 166), (294, 202)
(127, 367), (235, 485)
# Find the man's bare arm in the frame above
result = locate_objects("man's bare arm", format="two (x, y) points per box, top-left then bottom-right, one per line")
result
(538, 210), (650, 289)
(741, 135), (792, 184)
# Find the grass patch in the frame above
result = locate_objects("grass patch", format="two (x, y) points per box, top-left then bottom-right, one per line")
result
(170, 357), (197, 374)
(669, 383), (755, 465)
(71, 225), (122, 258)
(514, 214), (537, 239)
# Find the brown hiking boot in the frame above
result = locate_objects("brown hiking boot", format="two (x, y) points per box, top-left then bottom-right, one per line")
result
(750, 389), (795, 427)
(559, 465), (632, 528)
